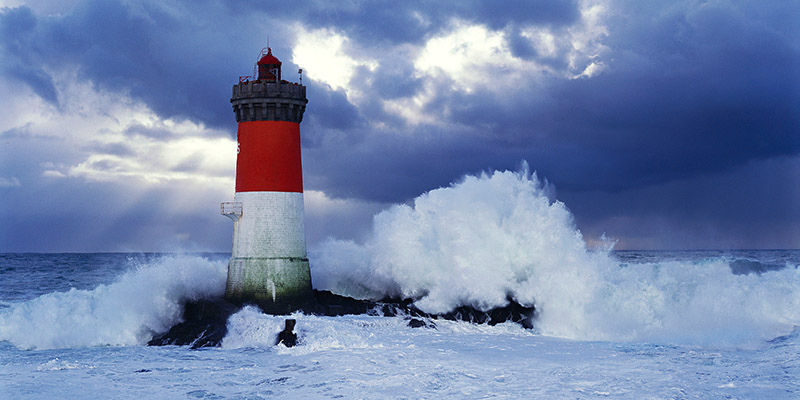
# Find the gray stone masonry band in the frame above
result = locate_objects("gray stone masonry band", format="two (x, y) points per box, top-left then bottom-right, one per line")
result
(231, 81), (307, 123)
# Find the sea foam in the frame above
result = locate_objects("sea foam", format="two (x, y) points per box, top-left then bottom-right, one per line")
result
(2, 169), (797, 350)
(0, 254), (226, 350)
(311, 167), (800, 345)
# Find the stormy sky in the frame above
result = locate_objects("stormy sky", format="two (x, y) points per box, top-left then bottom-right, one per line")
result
(1, 0), (798, 252)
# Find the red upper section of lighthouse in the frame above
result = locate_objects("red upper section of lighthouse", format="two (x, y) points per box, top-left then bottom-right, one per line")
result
(235, 120), (303, 193)
(256, 48), (282, 82)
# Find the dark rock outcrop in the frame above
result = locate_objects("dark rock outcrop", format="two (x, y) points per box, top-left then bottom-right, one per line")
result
(436, 300), (536, 329)
(275, 319), (298, 347)
(407, 318), (436, 329)
(309, 291), (536, 329)
(148, 291), (535, 348)
(147, 298), (238, 348)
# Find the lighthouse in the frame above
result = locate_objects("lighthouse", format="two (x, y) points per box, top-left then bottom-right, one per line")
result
(221, 47), (312, 313)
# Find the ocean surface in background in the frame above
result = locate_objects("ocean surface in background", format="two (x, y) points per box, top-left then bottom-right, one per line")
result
(2, 171), (799, 398)
(1, 251), (798, 399)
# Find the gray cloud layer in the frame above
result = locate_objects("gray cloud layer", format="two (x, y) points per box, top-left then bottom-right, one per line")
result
(1, 0), (798, 251)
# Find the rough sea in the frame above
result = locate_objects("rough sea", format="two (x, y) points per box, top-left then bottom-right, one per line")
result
(2, 170), (799, 399)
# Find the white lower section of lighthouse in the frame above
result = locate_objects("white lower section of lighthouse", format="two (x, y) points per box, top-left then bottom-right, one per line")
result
(231, 191), (306, 257)
(222, 191), (313, 311)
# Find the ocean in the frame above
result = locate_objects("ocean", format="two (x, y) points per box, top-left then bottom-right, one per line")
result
(2, 170), (799, 398)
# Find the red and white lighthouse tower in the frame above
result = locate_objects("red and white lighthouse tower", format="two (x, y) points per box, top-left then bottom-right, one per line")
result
(221, 47), (312, 313)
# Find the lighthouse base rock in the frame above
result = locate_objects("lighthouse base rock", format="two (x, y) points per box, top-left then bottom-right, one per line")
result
(148, 291), (535, 348)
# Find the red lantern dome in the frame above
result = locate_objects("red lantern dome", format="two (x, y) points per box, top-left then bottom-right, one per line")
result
(256, 47), (282, 82)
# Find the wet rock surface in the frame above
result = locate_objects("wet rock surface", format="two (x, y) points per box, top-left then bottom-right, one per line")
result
(407, 318), (436, 329)
(148, 290), (535, 348)
(275, 319), (298, 347)
(147, 298), (239, 348)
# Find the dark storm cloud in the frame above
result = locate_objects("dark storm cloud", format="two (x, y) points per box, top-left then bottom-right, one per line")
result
(0, 0), (580, 123)
(302, 127), (529, 203)
(543, 68), (799, 189)
(1, 0), (798, 251)
(534, 0), (800, 190)
(0, 2), (266, 129)
(0, 0), (581, 132)
(301, 79), (363, 145)
(230, 0), (579, 45)
(303, 0), (799, 199)
(49, 0), (242, 128)
(560, 155), (800, 249)
(0, 6), (58, 103)
(366, 62), (423, 100)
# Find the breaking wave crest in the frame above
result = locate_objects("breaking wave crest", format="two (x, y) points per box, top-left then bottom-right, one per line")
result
(312, 166), (800, 345)
(0, 254), (226, 350)
(2, 168), (797, 349)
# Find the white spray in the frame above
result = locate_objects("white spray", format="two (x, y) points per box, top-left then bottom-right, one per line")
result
(0, 254), (227, 350)
(312, 166), (800, 345)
